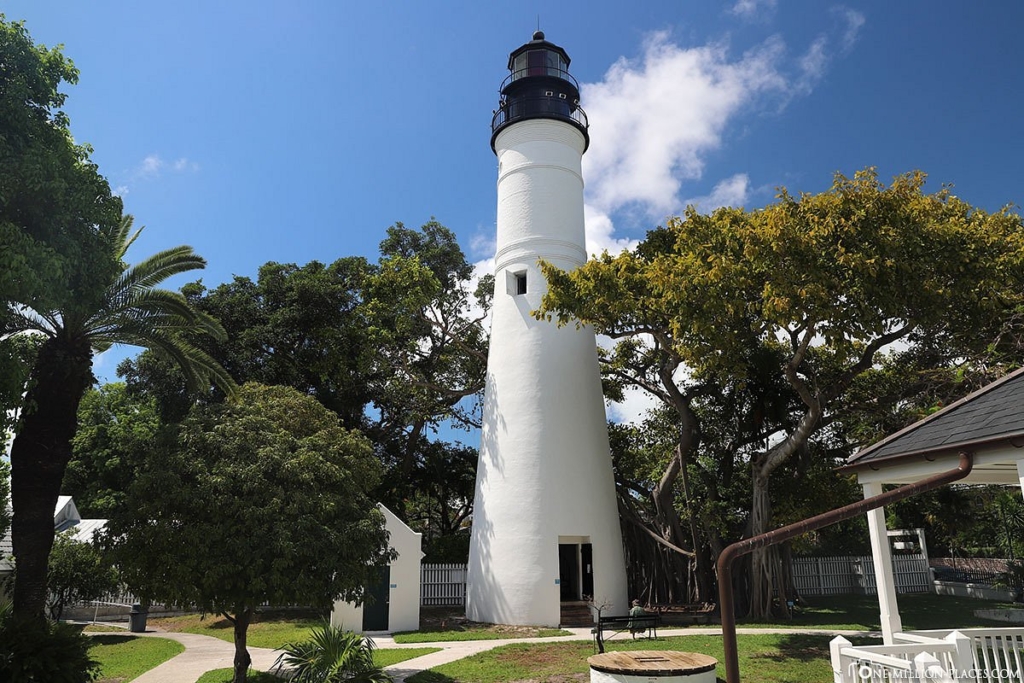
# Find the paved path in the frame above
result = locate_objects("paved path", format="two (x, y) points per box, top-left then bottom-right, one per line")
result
(92, 623), (875, 683)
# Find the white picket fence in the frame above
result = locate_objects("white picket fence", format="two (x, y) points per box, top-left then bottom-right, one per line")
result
(793, 555), (933, 596)
(420, 563), (466, 606)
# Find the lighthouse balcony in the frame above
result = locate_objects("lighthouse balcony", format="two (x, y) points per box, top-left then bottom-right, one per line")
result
(500, 66), (581, 92)
(491, 95), (589, 142)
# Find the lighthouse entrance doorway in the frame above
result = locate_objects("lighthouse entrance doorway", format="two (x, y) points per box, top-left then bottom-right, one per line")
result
(557, 538), (594, 601)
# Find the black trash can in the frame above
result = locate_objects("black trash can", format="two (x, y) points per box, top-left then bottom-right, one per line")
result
(128, 604), (148, 633)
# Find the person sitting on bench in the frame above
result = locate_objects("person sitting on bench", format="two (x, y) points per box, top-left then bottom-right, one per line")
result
(628, 599), (648, 635)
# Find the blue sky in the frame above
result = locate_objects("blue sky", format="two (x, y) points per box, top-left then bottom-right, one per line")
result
(6, 1), (1024, 395)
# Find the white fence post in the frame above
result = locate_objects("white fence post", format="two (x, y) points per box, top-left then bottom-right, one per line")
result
(946, 630), (974, 678)
(831, 635), (851, 683)
(914, 652), (954, 682)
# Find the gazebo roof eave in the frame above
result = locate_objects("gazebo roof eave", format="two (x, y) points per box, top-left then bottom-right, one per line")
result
(839, 430), (1024, 474)
(846, 366), (1024, 468)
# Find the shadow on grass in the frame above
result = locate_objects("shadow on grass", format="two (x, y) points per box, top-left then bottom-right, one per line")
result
(406, 671), (457, 683)
(87, 634), (137, 646)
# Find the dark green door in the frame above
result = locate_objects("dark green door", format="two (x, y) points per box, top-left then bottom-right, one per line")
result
(363, 565), (390, 631)
(581, 543), (594, 598)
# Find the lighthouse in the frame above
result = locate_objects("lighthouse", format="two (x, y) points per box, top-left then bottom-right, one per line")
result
(466, 32), (628, 627)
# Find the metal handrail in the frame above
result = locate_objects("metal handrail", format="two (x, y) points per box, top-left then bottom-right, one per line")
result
(500, 67), (580, 92)
(491, 96), (588, 134)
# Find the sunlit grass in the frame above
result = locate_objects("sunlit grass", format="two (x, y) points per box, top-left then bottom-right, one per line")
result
(89, 634), (184, 682)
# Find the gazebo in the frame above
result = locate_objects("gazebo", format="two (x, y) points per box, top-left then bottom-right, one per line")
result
(831, 366), (1024, 681)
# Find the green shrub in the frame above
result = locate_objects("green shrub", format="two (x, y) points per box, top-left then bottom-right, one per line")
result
(275, 622), (390, 683)
(0, 616), (99, 682)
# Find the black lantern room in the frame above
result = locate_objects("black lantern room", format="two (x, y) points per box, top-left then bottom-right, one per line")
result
(490, 31), (589, 152)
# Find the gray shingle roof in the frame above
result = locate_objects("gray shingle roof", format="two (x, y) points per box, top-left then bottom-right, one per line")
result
(847, 366), (1024, 467)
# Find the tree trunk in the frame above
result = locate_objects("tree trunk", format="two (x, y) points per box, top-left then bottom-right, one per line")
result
(747, 469), (789, 619)
(232, 608), (252, 683)
(10, 337), (93, 622)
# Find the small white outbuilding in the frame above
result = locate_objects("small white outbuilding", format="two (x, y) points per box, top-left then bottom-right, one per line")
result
(331, 504), (422, 633)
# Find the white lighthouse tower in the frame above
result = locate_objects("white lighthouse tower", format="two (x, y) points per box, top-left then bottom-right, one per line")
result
(466, 32), (628, 628)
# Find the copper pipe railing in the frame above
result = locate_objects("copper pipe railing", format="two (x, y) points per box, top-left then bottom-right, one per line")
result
(717, 452), (974, 683)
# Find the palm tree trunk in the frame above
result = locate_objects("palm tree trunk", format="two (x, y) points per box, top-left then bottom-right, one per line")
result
(10, 337), (93, 622)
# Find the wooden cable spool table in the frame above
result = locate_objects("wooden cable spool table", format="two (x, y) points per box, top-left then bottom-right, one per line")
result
(587, 651), (718, 683)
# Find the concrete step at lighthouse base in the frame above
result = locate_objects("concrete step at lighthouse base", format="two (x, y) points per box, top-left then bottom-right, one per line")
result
(559, 602), (594, 627)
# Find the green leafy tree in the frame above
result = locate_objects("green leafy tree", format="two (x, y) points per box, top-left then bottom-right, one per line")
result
(361, 222), (487, 542)
(63, 383), (161, 518)
(105, 383), (393, 683)
(540, 169), (1024, 617)
(0, 16), (122, 313)
(46, 531), (119, 621)
(0, 16), (122, 446)
(119, 221), (488, 545)
(5, 215), (232, 623)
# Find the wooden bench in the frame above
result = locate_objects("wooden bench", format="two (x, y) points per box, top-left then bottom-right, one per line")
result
(651, 602), (715, 625)
(592, 613), (660, 653)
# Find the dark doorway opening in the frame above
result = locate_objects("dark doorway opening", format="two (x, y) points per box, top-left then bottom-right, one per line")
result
(362, 565), (390, 631)
(558, 544), (579, 601)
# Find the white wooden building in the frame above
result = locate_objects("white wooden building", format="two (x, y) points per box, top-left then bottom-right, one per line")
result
(331, 504), (422, 633)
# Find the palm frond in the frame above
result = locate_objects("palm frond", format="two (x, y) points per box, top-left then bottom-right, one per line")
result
(109, 246), (207, 303)
(275, 623), (390, 683)
(2, 306), (58, 337)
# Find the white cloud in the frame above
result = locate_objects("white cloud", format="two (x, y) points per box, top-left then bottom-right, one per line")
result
(584, 204), (640, 258)
(131, 154), (200, 182)
(469, 231), (497, 262)
(580, 32), (789, 222)
(683, 173), (751, 211)
(837, 7), (866, 52)
(172, 157), (200, 173)
(112, 185), (129, 197)
(729, 0), (777, 19)
(797, 36), (830, 93)
(606, 383), (662, 424)
(138, 154), (164, 178)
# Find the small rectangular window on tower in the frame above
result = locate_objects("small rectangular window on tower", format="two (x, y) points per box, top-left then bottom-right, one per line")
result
(505, 269), (528, 296)
(516, 272), (527, 295)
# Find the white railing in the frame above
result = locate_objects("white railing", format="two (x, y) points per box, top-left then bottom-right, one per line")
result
(831, 628), (1024, 682)
(420, 563), (466, 606)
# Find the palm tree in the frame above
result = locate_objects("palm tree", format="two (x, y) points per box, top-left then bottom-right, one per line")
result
(5, 215), (233, 622)
(275, 623), (391, 683)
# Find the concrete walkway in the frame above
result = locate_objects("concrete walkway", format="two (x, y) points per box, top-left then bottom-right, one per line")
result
(94, 623), (874, 683)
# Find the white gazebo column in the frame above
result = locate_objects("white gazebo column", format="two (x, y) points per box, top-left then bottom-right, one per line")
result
(1017, 459), (1024, 499)
(864, 482), (903, 644)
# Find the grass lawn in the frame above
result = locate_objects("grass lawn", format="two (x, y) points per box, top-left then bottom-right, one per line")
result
(406, 633), (877, 683)
(377, 647), (444, 666)
(195, 670), (282, 683)
(89, 634), (184, 682)
(739, 593), (1019, 631)
(149, 611), (323, 649)
(394, 607), (572, 644)
(193, 649), (441, 683)
(151, 607), (572, 646)
(394, 628), (571, 644)
(401, 595), (1016, 683)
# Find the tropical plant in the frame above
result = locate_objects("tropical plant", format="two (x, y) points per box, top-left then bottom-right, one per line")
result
(0, 614), (99, 683)
(275, 623), (391, 683)
(46, 531), (119, 621)
(5, 214), (232, 622)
